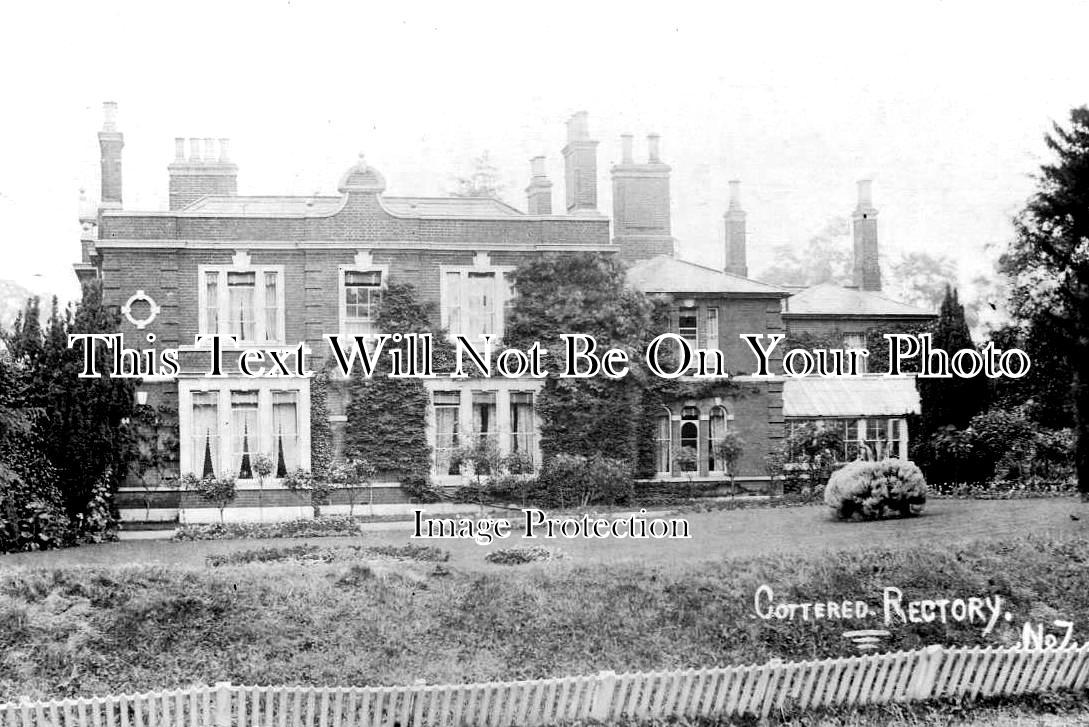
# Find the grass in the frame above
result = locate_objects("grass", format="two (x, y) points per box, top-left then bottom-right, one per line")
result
(3, 497), (1085, 571)
(1, 522), (1089, 703)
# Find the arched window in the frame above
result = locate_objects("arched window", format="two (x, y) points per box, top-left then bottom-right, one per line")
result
(655, 408), (672, 475)
(678, 406), (699, 473)
(708, 406), (728, 472)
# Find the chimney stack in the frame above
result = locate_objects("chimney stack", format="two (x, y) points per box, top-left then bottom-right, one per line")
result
(611, 131), (673, 261)
(724, 180), (748, 277)
(169, 136), (239, 210)
(852, 179), (881, 291)
(525, 156), (553, 215)
(98, 102), (123, 209)
(562, 111), (599, 214)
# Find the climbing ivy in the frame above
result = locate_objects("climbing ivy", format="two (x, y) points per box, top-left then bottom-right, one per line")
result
(309, 370), (334, 482)
(343, 284), (443, 502)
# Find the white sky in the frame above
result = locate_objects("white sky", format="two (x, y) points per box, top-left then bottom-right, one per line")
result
(1, 1), (1086, 302)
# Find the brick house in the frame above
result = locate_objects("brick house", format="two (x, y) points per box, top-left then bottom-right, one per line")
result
(76, 104), (931, 523)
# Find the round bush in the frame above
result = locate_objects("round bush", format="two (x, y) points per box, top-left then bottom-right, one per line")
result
(824, 459), (927, 520)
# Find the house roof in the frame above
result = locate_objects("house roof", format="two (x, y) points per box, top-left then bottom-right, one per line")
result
(626, 256), (789, 296)
(783, 376), (921, 417)
(382, 196), (525, 218)
(784, 283), (934, 317)
(177, 194), (527, 219)
(179, 196), (343, 217)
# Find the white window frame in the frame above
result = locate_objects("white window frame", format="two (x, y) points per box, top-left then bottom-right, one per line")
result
(178, 378), (311, 486)
(843, 332), (868, 373)
(197, 263), (286, 346)
(655, 406), (673, 477)
(439, 261), (516, 343)
(423, 379), (543, 482)
(706, 308), (720, 350)
(338, 263), (390, 336)
(708, 404), (731, 473)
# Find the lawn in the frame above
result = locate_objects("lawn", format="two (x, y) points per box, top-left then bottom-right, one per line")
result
(0, 498), (1087, 705)
(1, 497), (1084, 570)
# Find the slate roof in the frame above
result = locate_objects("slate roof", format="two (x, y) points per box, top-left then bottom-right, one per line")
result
(178, 195), (527, 219)
(784, 283), (934, 317)
(179, 196), (343, 217)
(783, 376), (921, 417)
(382, 196), (525, 218)
(627, 256), (789, 296)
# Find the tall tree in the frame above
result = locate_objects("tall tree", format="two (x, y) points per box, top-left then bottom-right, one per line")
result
(887, 252), (957, 311)
(451, 150), (505, 200)
(917, 286), (989, 435)
(1000, 106), (1089, 495)
(16, 283), (136, 528)
(759, 218), (853, 287)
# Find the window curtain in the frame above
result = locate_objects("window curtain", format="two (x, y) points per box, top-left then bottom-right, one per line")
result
(465, 272), (497, 338)
(203, 272), (219, 334)
(709, 408), (727, 471)
(227, 272), (256, 341)
(471, 390), (497, 446)
(656, 413), (671, 474)
(510, 392), (534, 463)
(433, 391), (460, 475)
(272, 391), (299, 476)
(263, 272), (279, 342)
(192, 392), (219, 478)
(230, 390), (259, 479)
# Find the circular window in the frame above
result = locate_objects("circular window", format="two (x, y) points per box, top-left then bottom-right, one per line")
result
(121, 290), (160, 329)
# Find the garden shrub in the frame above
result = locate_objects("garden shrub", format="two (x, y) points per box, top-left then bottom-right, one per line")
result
(172, 515), (364, 541)
(204, 542), (450, 567)
(484, 545), (565, 565)
(825, 459), (928, 520)
(914, 408), (1076, 488)
(181, 473), (237, 523)
(536, 453), (633, 508)
(765, 422), (844, 498)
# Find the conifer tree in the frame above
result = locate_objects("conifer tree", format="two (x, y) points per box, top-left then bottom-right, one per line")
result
(917, 286), (989, 435)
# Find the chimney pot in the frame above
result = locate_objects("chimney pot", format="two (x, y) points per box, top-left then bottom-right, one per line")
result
(189, 138), (201, 161)
(857, 179), (874, 209)
(204, 137), (215, 163)
(174, 138), (186, 161)
(647, 134), (661, 163)
(102, 102), (118, 132)
(728, 180), (742, 210)
(530, 155), (546, 178)
(621, 134), (633, 164)
(567, 111), (590, 142)
(218, 138), (230, 162)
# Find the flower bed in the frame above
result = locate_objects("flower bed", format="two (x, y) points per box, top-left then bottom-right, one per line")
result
(205, 543), (450, 567)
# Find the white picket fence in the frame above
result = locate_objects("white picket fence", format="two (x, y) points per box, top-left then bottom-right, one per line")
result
(3, 644), (1088, 727)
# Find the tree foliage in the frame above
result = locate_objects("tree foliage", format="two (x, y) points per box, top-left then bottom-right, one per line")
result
(451, 150), (505, 200)
(343, 283), (443, 502)
(916, 286), (989, 436)
(506, 253), (668, 467)
(999, 106), (1089, 493)
(759, 218), (853, 287)
(1, 282), (134, 540)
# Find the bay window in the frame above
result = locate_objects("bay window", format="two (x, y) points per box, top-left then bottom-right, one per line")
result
(180, 380), (310, 483)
